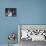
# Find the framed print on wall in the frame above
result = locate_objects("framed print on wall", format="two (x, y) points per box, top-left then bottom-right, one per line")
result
(5, 8), (17, 17)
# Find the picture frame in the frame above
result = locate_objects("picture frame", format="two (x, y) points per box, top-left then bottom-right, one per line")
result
(5, 8), (17, 17)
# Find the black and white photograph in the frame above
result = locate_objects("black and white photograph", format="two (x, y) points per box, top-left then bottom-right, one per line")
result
(5, 8), (16, 17)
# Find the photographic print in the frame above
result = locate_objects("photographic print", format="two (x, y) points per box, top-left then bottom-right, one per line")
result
(5, 8), (16, 17)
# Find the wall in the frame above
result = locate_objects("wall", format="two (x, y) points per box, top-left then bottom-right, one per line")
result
(0, 0), (46, 44)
